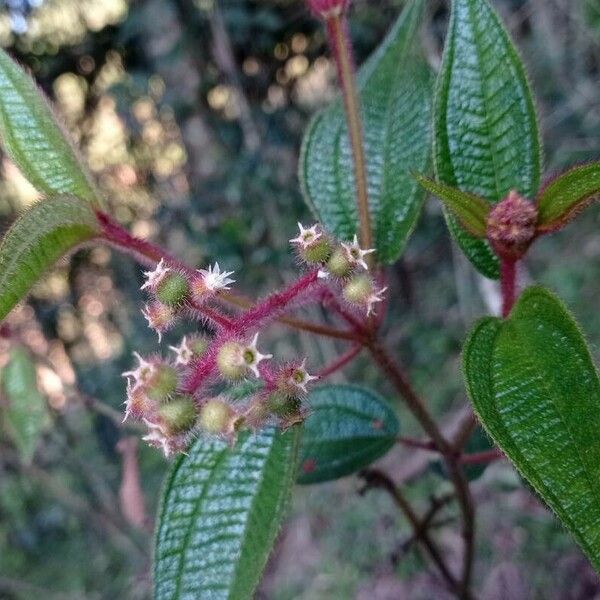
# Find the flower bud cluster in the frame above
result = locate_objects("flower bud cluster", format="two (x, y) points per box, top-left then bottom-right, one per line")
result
(291, 223), (386, 316)
(140, 259), (234, 340)
(307, 0), (349, 19)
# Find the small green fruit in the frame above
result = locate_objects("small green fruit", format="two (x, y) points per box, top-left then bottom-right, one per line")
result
(343, 274), (374, 305)
(301, 238), (332, 264)
(266, 392), (301, 418)
(216, 342), (245, 380)
(158, 395), (197, 434)
(327, 246), (354, 278)
(147, 364), (179, 402)
(156, 272), (189, 307)
(199, 398), (233, 434)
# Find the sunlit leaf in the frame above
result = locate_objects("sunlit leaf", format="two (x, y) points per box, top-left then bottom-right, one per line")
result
(0, 195), (99, 321)
(0, 49), (101, 205)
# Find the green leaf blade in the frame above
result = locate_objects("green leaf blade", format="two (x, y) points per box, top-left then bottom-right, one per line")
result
(300, 0), (433, 263)
(298, 385), (399, 484)
(0, 195), (99, 321)
(536, 162), (600, 231)
(434, 0), (542, 278)
(2, 346), (49, 463)
(464, 287), (600, 570)
(0, 50), (101, 205)
(414, 174), (489, 237)
(154, 426), (301, 600)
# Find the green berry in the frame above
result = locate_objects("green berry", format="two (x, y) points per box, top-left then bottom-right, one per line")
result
(199, 398), (233, 434)
(190, 337), (209, 357)
(158, 395), (197, 434)
(216, 342), (245, 380)
(266, 392), (301, 418)
(343, 274), (374, 305)
(327, 246), (354, 278)
(302, 238), (332, 264)
(147, 364), (179, 402)
(156, 272), (189, 307)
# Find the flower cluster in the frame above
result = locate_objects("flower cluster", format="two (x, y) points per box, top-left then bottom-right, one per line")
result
(290, 223), (387, 316)
(141, 259), (234, 340)
(124, 220), (385, 457)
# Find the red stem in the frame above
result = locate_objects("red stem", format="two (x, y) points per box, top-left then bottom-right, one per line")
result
(317, 344), (362, 378)
(459, 448), (503, 465)
(500, 257), (517, 318)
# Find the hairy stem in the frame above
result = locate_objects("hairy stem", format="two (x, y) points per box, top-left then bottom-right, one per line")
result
(326, 14), (373, 253)
(317, 344), (362, 378)
(500, 257), (517, 317)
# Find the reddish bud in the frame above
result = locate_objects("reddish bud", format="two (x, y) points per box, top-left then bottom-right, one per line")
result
(487, 190), (538, 260)
(142, 302), (176, 341)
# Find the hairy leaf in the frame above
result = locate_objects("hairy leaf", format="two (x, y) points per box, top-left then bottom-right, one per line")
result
(464, 286), (600, 570)
(2, 346), (49, 463)
(154, 426), (301, 600)
(434, 0), (542, 278)
(0, 49), (101, 205)
(414, 174), (489, 237)
(0, 195), (99, 321)
(536, 162), (600, 232)
(300, 0), (433, 263)
(298, 385), (399, 484)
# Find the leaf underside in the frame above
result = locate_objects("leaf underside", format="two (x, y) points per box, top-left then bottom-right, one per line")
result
(154, 426), (301, 600)
(298, 384), (399, 484)
(300, 0), (433, 263)
(464, 286), (600, 570)
(434, 0), (542, 278)
(0, 49), (101, 205)
(0, 195), (99, 322)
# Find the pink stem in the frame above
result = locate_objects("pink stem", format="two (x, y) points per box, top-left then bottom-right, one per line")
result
(317, 344), (362, 378)
(459, 448), (504, 465)
(500, 258), (517, 318)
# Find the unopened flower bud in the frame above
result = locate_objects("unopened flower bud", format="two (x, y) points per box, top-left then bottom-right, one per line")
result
(157, 394), (197, 435)
(155, 271), (189, 307)
(307, 0), (349, 19)
(486, 190), (538, 260)
(146, 364), (179, 403)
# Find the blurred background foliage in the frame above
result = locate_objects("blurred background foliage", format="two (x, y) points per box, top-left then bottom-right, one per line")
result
(0, 0), (598, 598)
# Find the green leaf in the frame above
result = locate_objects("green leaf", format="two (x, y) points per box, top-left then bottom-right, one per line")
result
(536, 162), (600, 232)
(1, 346), (49, 463)
(297, 384), (399, 484)
(464, 286), (600, 570)
(300, 0), (433, 263)
(154, 426), (301, 600)
(0, 195), (99, 321)
(434, 0), (542, 279)
(414, 174), (489, 237)
(0, 49), (101, 206)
